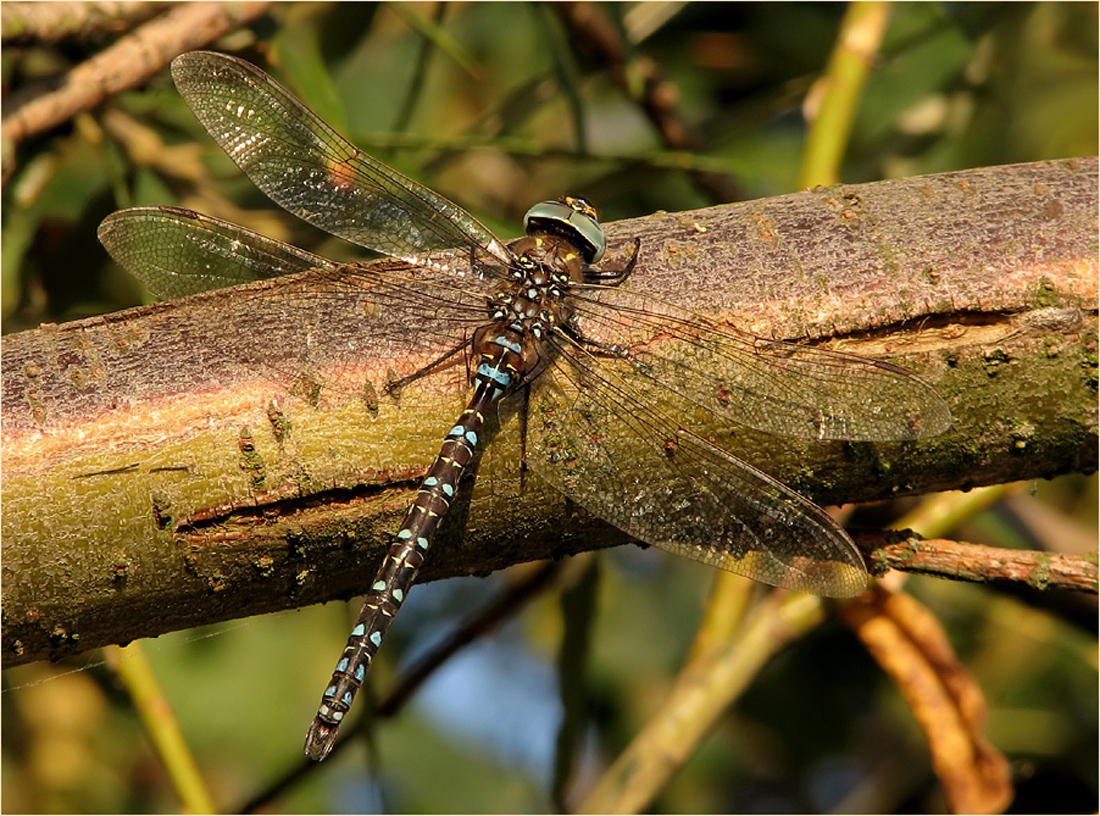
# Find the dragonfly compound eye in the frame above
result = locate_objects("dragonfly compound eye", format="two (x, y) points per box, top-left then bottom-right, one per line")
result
(523, 199), (607, 263)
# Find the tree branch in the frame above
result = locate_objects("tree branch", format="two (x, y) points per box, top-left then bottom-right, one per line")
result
(3, 158), (1096, 667)
(860, 531), (1097, 594)
(1, 2), (271, 155)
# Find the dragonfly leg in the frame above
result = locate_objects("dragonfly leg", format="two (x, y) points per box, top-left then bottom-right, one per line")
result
(586, 237), (640, 284)
(383, 336), (471, 396)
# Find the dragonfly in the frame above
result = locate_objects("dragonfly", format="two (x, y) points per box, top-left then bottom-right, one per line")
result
(98, 51), (951, 761)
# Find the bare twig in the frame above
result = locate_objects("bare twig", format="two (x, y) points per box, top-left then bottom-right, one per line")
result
(1, 2), (270, 152)
(862, 531), (1098, 594)
(1, 1), (165, 44)
(800, 2), (890, 187)
(104, 642), (215, 813)
(237, 560), (561, 813)
(578, 591), (826, 813)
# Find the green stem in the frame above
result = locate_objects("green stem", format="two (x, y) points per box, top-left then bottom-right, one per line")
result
(799, 1), (889, 187)
(106, 643), (215, 814)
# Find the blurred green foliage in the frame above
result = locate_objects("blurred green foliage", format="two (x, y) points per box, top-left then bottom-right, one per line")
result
(2, 3), (1096, 813)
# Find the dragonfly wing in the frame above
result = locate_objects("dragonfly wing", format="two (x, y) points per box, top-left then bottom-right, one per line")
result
(98, 207), (339, 299)
(571, 286), (951, 442)
(99, 206), (491, 404)
(503, 335), (868, 598)
(170, 51), (512, 267)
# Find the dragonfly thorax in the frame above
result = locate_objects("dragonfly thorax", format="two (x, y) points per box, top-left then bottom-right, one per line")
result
(480, 196), (606, 344)
(490, 231), (589, 339)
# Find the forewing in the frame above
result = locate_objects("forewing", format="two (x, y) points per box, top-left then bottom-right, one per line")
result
(170, 51), (512, 269)
(571, 286), (951, 442)
(502, 336), (868, 598)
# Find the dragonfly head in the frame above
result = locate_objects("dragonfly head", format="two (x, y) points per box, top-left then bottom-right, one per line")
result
(523, 196), (606, 264)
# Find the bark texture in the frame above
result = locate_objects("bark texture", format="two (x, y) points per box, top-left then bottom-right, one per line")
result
(3, 158), (1097, 666)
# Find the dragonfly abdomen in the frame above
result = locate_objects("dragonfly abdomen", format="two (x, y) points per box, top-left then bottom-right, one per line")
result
(304, 328), (533, 760)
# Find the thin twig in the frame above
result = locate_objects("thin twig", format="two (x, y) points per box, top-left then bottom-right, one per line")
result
(1, 1), (166, 43)
(104, 642), (216, 813)
(799, 2), (890, 187)
(2, 2), (270, 153)
(861, 531), (1098, 594)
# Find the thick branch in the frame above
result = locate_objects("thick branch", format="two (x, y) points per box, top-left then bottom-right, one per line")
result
(3, 158), (1096, 666)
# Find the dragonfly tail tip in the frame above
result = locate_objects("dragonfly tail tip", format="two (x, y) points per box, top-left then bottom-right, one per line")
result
(304, 721), (338, 762)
